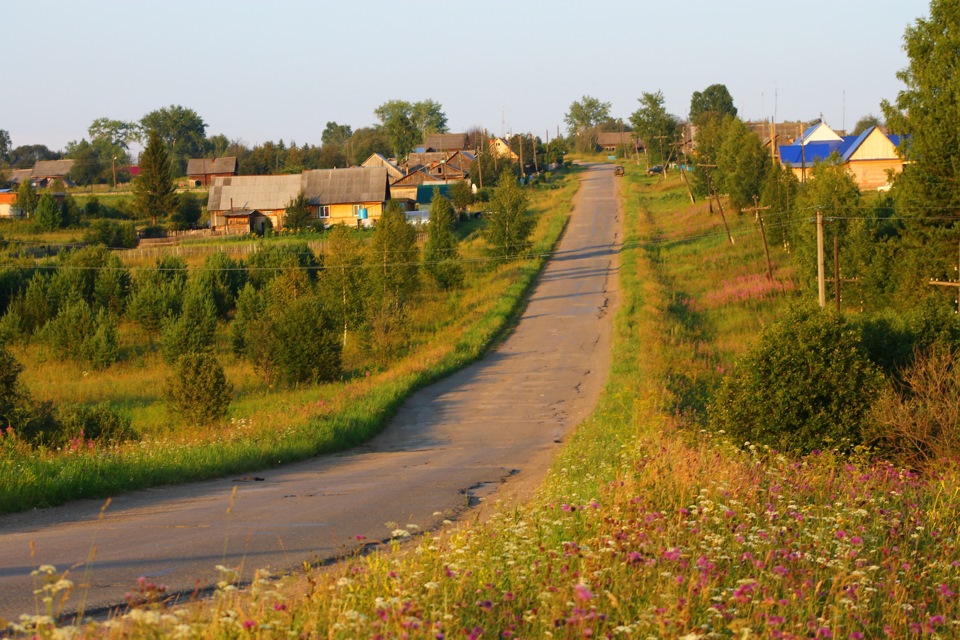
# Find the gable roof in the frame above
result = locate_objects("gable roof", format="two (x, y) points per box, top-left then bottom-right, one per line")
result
(187, 157), (237, 175)
(391, 167), (438, 187)
(800, 121), (842, 145)
(301, 167), (389, 206)
(8, 169), (32, 184)
(207, 174), (302, 212)
(424, 133), (469, 151)
(779, 126), (905, 168)
(361, 153), (405, 181)
(31, 160), (75, 178)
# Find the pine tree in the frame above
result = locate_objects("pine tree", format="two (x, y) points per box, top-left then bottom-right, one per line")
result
(134, 130), (176, 225)
(16, 179), (38, 218)
(423, 190), (463, 289)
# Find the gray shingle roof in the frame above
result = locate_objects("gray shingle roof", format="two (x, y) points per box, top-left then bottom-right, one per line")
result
(31, 160), (75, 178)
(424, 133), (469, 151)
(187, 157), (237, 175)
(207, 174), (302, 212)
(301, 167), (389, 206)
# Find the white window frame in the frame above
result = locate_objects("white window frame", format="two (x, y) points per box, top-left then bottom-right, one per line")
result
(319, 205), (331, 219)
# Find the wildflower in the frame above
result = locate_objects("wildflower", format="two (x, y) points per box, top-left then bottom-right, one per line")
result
(574, 583), (594, 601)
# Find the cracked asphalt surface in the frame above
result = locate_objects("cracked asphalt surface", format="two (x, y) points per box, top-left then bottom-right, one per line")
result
(0, 163), (622, 621)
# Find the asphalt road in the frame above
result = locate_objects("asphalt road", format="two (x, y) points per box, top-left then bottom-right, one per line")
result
(0, 163), (622, 621)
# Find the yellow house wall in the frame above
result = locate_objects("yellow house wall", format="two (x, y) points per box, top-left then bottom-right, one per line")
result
(321, 202), (385, 226)
(845, 159), (903, 190)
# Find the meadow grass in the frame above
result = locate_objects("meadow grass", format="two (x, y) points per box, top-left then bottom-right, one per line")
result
(0, 176), (577, 515)
(13, 166), (960, 638)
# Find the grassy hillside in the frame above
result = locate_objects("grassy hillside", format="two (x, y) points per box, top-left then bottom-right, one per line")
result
(11, 167), (960, 638)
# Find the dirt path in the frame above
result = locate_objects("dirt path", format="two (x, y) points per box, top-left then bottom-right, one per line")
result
(0, 163), (622, 620)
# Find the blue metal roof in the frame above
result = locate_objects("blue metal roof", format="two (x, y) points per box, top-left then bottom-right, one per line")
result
(840, 127), (875, 162)
(779, 140), (844, 167)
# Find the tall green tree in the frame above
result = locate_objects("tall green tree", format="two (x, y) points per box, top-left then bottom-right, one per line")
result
(423, 191), (464, 289)
(139, 105), (207, 175)
(630, 91), (681, 164)
(715, 117), (768, 213)
(0, 129), (11, 163)
(881, 0), (960, 290)
(283, 192), (313, 231)
(15, 179), (38, 218)
(368, 200), (420, 309)
(318, 225), (365, 348)
(321, 122), (353, 147)
(374, 99), (447, 159)
(689, 84), (737, 125)
(485, 170), (533, 260)
(33, 193), (62, 232)
(564, 95), (612, 152)
(134, 130), (176, 225)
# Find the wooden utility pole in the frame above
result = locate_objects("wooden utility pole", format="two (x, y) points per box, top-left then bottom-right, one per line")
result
(518, 135), (524, 180)
(699, 162), (734, 244)
(742, 196), (774, 280)
(929, 239), (960, 313)
(833, 236), (841, 311)
(816, 210), (826, 307)
(530, 133), (539, 173)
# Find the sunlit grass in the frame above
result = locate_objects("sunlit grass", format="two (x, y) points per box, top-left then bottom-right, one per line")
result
(15, 168), (958, 639)
(0, 175), (578, 514)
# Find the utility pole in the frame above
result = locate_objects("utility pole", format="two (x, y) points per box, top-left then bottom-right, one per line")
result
(817, 210), (826, 307)
(700, 163), (734, 245)
(742, 196), (774, 281)
(518, 134), (524, 180)
(929, 239), (960, 313)
(530, 133), (539, 174)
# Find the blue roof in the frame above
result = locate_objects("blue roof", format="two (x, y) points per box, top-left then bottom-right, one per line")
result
(779, 140), (845, 167)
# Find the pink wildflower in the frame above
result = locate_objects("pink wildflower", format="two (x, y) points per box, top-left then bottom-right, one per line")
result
(573, 584), (594, 601)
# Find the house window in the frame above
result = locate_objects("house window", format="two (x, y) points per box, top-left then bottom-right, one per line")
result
(319, 206), (330, 218)
(352, 204), (361, 217)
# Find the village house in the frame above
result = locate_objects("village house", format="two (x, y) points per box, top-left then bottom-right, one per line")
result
(186, 157), (238, 186)
(361, 153), (405, 181)
(488, 137), (519, 161)
(206, 167), (391, 233)
(7, 160), (76, 188)
(778, 121), (905, 189)
(0, 190), (18, 218)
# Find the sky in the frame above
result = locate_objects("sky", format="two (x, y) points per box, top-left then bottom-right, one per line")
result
(5, 0), (931, 154)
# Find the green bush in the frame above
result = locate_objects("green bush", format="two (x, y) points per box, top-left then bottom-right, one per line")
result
(166, 352), (232, 426)
(38, 299), (119, 369)
(160, 280), (217, 364)
(83, 220), (139, 248)
(56, 404), (137, 446)
(708, 304), (886, 454)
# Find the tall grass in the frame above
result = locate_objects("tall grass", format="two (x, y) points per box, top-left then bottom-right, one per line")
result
(0, 177), (577, 514)
(16, 167), (960, 638)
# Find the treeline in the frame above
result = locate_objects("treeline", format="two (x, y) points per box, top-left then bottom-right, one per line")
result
(0, 174), (534, 447)
(1, 100), (568, 188)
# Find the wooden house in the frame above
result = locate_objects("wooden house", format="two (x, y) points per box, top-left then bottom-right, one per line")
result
(206, 174), (302, 232)
(361, 153), (406, 181)
(777, 122), (905, 189)
(0, 190), (19, 218)
(186, 157), (238, 186)
(390, 167), (443, 202)
(489, 137), (519, 161)
(29, 160), (75, 188)
(302, 167), (390, 228)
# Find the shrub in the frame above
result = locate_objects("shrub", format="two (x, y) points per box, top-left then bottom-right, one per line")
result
(38, 300), (119, 369)
(84, 220), (139, 248)
(166, 352), (232, 426)
(866, 345), (960, 470)
(708, 304), (886, 454)
(160, 280), (217, 364)
(56, 404), (137, 446)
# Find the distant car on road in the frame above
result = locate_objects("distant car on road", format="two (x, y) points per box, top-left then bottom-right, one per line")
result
(614, 166), (625, 176)
(646, 165), (663, 175)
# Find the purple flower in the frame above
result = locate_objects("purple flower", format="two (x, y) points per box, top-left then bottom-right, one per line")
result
(574, 584), (594, 601)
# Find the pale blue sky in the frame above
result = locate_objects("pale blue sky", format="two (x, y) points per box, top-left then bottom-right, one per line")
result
(6, 0), (929, 153)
